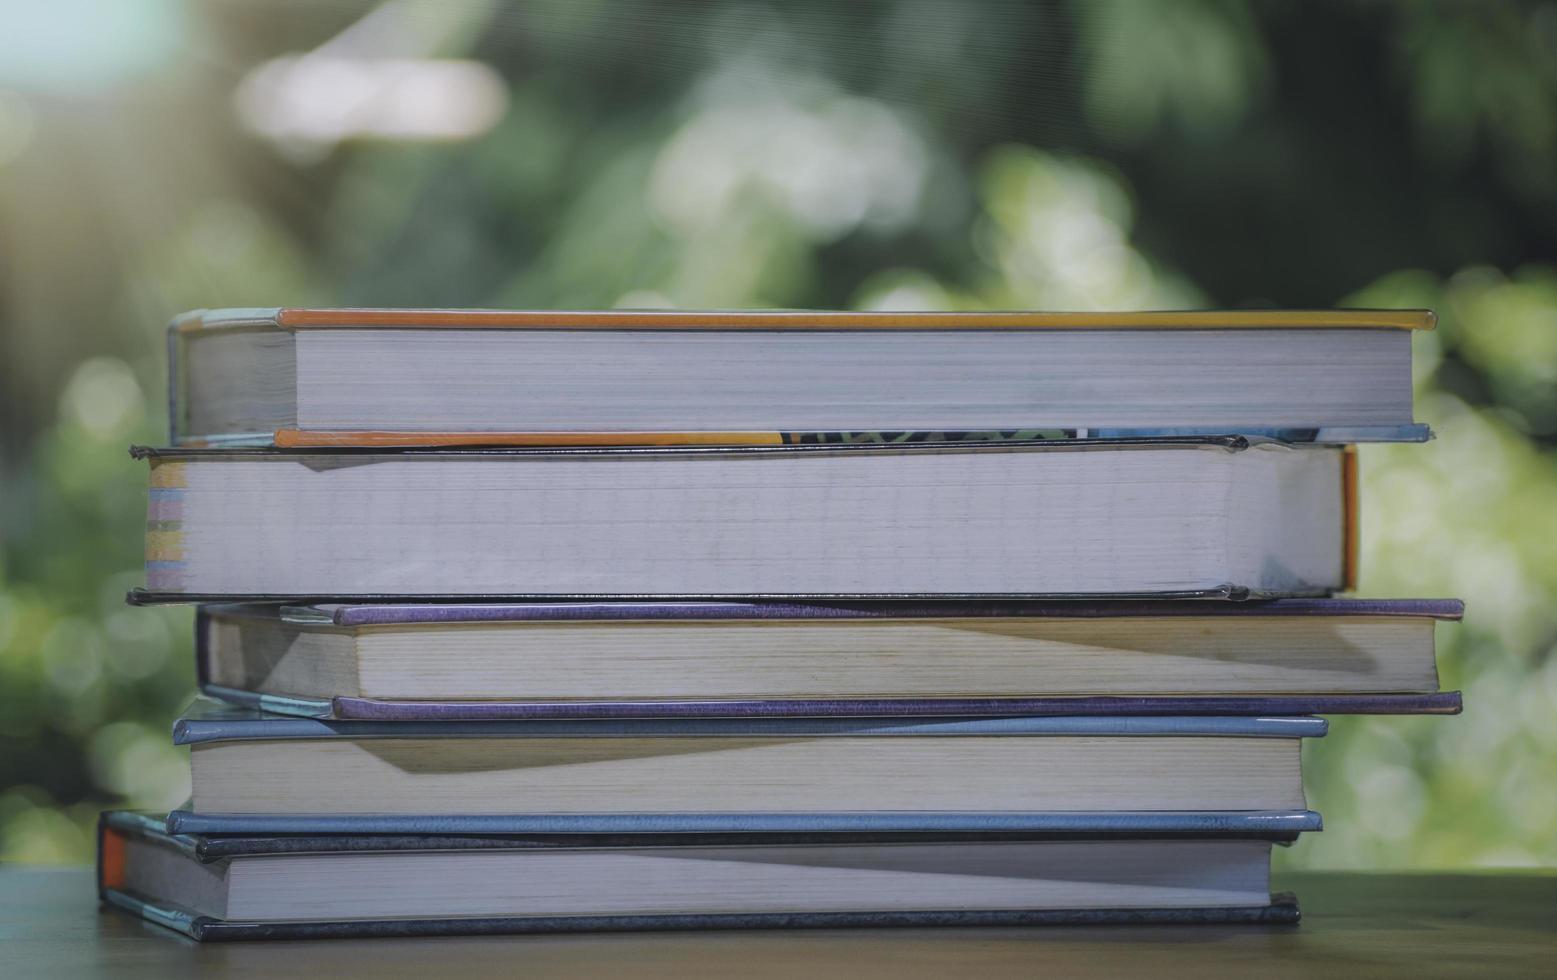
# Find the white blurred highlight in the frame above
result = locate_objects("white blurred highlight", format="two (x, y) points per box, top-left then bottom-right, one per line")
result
(235, 57), (506, 150)
(650, 65), (928, 243)
(232, 0), (505, 155)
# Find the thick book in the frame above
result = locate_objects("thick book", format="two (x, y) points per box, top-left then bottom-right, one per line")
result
(195, 598), (1464, 715)
(134, 437), (1352, 600)
(169, 703), (1324, 826)
(99, 813), (1300, 940)
(169, 306), (1431, 447)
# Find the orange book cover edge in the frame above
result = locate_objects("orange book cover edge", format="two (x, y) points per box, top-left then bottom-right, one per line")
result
(274, 429), (787, 448)
(99, 825), (127, 891)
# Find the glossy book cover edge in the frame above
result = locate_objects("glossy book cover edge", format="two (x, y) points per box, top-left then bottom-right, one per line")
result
(169, 704), (1329, 744)
(164, 809), (1325, 837)
(193, 596), (1467, 627)
(192, 681), (1461, 722)
(100, 809), (1310, 862)
(313, 692), (1461, 721)
(101, 889), (1301, 941)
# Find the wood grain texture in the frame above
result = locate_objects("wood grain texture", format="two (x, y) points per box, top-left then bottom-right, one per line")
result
(7, 869), (1553, 979)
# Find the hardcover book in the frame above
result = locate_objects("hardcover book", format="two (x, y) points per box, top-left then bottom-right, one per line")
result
(165, 809), (1326, 837)
(169, 307), (1431, 447)
(194, 598), (1464, 717)
(168, 703), (1325, 831)
(134, 437), (1352, 600)
(99, 812), (1300, 940)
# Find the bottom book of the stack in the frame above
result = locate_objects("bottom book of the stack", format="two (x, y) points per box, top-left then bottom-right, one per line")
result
(98, 811), (1304, 940)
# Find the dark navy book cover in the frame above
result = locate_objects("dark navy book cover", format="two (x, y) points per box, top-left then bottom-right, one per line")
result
(209, 596), (1466, 627)
(99, 811), (1303, 941)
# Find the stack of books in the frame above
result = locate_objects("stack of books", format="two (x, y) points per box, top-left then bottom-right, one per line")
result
(101, 308), (1462, 941)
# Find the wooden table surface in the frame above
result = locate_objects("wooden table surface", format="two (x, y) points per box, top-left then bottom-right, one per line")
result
(2, 869), (1553, 979)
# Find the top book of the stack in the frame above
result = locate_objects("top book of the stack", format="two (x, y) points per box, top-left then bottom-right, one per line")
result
(170, 308), (1434, 448)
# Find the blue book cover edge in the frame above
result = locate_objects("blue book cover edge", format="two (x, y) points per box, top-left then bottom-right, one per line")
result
(163, 809), (1325, 837)
(171, 701), (1329, 744)
(101, 887), (1301, 941)
(100, 809), (1311, 862)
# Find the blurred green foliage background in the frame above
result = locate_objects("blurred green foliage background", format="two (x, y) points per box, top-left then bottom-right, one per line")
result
(2, 0), (1556, 867)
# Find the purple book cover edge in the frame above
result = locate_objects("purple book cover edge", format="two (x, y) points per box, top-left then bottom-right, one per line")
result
(327, 692), (1464, 721)
(203, 597), (1466, 627)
